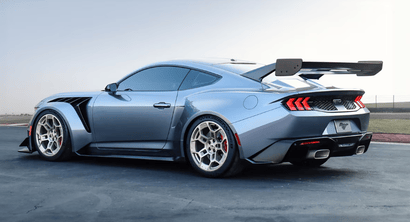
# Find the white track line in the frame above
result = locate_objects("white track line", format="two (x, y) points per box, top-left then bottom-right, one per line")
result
(0, 123), (28, 127)
(371, 141), (410, 146)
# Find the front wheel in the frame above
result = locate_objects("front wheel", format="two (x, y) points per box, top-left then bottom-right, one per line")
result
(33, 110), (72, 161)
(185, 116), (243, 177)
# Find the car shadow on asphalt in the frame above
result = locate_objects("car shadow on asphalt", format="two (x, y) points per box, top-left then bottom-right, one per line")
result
(18, 153), (362, 182)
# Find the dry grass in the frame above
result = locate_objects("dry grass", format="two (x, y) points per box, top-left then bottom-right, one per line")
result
(0, 115), (33, 124)
(368, 119), (410, 134)
(365, 101), (410, 108)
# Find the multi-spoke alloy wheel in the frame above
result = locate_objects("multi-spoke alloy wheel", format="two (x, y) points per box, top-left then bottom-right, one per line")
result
(33, 110), (71, 161)
(36, 114), (64, 157)
(186, 116), (243, 177)
(190, 121), (229, 172)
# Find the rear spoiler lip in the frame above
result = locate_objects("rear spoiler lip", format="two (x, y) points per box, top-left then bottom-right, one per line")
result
(241, 59), (383, 81)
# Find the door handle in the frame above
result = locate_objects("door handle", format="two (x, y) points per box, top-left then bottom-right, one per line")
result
(153, 102), (171, 109)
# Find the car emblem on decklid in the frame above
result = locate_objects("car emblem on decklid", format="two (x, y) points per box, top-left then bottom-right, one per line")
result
(333, 99), (342, 105)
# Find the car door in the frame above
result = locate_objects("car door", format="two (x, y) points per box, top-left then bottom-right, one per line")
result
(92, 66), (190, 149)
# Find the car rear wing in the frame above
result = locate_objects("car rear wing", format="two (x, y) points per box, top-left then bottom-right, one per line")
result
(242, 59), (383, 81)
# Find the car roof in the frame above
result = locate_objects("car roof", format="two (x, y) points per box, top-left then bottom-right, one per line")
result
(149, 58), (265, 75)
(117, 59), (266, 87)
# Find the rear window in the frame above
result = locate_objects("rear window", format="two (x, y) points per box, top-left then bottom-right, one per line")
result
(179, 70), (220, 90)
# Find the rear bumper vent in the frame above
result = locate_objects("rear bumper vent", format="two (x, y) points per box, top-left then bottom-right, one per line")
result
(49, 97), (92, 132)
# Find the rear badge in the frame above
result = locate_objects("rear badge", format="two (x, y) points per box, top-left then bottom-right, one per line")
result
(333, 99), (342, 105)
(338, 143), (355, 148)
(334, 120), (352, 133)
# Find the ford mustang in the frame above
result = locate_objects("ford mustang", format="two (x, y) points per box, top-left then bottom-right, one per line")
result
(19, 58), (383, 177)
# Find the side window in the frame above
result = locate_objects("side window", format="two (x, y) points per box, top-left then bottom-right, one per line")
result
(118, 67), (190, 91)
(179, 70), (220, 90)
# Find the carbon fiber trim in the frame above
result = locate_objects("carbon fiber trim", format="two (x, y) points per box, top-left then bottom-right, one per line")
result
(310, 96), (357, 111)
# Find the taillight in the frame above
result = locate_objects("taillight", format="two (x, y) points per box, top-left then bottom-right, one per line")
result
(302, 97), (311, 110)
(285, 97), (311, 111)
(286, 98), (297, 111)
(355, 95), (365, 108)
(295, 97), (304, 111)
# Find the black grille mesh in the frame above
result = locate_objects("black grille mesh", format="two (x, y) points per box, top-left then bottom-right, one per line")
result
(311, 100), (337, 111)
(309, 96), (357, 111)
(343, 100), (357, 110)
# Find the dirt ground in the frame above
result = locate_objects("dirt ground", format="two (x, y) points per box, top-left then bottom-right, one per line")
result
(0, 115), (32, 124)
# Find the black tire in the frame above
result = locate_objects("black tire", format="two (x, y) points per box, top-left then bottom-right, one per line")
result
(32, 110), (72, 161)
(290, 158), (329, 167)
(185, 116), (243, 178)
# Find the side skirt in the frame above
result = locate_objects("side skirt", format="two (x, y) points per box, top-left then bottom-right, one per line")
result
(75, 146), (184, 162)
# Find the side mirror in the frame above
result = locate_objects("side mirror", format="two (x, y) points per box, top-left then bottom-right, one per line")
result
(105, 83), (118, 93)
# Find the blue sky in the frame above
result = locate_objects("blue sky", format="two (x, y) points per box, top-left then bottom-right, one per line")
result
(1, 0), (409, 114)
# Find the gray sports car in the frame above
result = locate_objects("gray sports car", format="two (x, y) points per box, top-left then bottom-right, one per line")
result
(19, 58), (383, 177)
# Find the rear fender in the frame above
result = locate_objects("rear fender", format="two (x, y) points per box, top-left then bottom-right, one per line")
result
(179, 111), (244, 159)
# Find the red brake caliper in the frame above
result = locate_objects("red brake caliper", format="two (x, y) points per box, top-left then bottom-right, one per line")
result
(221, 134), (227, 152)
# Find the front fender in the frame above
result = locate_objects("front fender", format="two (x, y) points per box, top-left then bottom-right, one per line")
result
(30, 103), (93, 153)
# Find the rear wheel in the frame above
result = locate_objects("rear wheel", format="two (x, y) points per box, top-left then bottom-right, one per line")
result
(290, 158), (328, 167)
(186, 116), (243, 177)
(33, 110), (72, 161)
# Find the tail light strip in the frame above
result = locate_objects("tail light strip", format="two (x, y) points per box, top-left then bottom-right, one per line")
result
(295, 97), (305, 111)
(284, 95), (365, 111)
(355, 95), (365, 108)
(286, 98), (297, 111)
(302, 97), (311, 110)
(285, 97), (311, 111)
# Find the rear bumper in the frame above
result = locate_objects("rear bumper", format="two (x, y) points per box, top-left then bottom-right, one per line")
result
(248, 132), (372, 164)
(233, 105), (370, 159)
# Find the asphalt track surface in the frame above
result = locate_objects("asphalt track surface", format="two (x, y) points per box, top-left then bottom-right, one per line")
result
(1, 127), (409, 222)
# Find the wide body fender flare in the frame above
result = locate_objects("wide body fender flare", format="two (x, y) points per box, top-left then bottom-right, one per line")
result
(30, 103), (92, 153)
(178, 111), (243, 159)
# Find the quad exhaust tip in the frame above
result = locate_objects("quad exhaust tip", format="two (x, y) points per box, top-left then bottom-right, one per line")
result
(356, 145), (365, 155)
(307, 149), (330, 160)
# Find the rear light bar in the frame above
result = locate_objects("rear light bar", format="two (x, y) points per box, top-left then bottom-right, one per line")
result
(355, 95), (365, 108)
(284, 97), (311, 111)
(300, 141), (320, 146)
(284, 95), (365, 111)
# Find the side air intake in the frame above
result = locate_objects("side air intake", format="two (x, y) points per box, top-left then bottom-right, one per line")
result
(49, 97), (92, 132)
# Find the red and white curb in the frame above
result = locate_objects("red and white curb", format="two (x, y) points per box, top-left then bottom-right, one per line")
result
(0, 123), (29, 127)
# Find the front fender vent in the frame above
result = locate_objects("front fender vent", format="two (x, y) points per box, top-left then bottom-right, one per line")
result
(49, 97), (92, 132)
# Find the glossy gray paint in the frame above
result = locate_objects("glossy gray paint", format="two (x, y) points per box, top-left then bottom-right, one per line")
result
(92, 91), (178, 149)
(25, 58), (374, 163)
